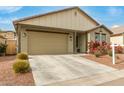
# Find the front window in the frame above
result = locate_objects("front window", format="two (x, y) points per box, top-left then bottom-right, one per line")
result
(95, 33), (106, 42)
(102, 34), (106, 42)
(95, 33), (100, 41)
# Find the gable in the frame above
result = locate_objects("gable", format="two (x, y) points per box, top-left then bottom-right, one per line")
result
(17, 7), (99, 31)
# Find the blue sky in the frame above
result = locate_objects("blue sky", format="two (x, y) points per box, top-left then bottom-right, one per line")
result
(0, 6), (124, 30)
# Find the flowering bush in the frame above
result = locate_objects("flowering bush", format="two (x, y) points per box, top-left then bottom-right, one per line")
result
(115, 46), (123, 54)
(88, 41), (124, 57)
(88, 41), (111, 55)
(88, 41), (100, 53)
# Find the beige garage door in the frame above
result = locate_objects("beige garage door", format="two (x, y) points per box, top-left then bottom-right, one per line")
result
(28, 31), (68, 55)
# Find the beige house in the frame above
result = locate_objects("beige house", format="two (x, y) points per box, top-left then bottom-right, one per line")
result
(13, 7), (112, 55)
(111, 26), (124, 45)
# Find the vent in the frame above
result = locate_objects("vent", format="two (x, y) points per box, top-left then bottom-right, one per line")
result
(74, 11), (77, 16)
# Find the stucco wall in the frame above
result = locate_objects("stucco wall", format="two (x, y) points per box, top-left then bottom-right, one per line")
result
(20, 28), (28, 53)
(19, 8), (97, 31)
(110, 35), (123, 45)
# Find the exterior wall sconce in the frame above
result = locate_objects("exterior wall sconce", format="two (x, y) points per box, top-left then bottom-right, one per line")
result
(69, 36), (72, 38)
(69, 35), (72, 41)
(75, 11), (77, 16)
(22, 32), (27, 37)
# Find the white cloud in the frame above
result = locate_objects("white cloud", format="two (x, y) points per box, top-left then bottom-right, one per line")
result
(108, 7), (123, 16)
(0, 6), (23, 13)
(111, 25), (120, 28)
(0, 17), (18, 24)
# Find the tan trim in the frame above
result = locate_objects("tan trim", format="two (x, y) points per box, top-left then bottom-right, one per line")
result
(13, 7), (99, 26)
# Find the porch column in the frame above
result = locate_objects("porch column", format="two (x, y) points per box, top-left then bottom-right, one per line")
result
(99, 27), (102, 44)
(73, 32), (77, 53)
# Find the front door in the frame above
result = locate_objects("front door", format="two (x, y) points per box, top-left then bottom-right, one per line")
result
(76, 33), (87, 53)
(76, 34), (80, 53)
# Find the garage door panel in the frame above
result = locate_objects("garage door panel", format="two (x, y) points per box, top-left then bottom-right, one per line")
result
(28, 31), (68, 55)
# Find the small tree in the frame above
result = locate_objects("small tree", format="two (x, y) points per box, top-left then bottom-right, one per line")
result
(0, 43), (7, 56)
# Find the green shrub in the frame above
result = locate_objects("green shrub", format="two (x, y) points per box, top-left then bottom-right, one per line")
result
(16, 53), (28, 60)
(108, 50), (112, 57)
(0, 43), (7, 54)
(94, 50), (101, 57)
(13, 60), (30, 73)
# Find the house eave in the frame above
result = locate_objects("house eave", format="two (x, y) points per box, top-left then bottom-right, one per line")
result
(111, 33), (123, 37)
(15, 23), (88, 34)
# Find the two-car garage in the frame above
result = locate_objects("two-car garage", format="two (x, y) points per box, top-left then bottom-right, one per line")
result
(27, 31), (69, 55)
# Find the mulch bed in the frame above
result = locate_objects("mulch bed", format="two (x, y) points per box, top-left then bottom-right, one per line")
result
(83, 54), (124, 70)
(0, 56), (35, 86)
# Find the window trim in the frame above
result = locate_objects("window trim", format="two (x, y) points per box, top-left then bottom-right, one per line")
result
(95, 32), (106, 42)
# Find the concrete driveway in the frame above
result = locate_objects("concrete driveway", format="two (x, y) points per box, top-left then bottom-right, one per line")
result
(29, 54), (117, 86)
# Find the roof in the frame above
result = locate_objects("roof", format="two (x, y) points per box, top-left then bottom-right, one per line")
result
(13, 6), (100, 25)
(85, 25), (113, 34)
(13, 7), (113, 34)
(111, 26), (124, 35)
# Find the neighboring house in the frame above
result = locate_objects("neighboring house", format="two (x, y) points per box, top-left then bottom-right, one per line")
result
(0, 31), (17, 55)
(13, 7), (113, 55)
(0, 35), (6, 44)
(110, 26), (124, 45)
(0, 31), (16, 40)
